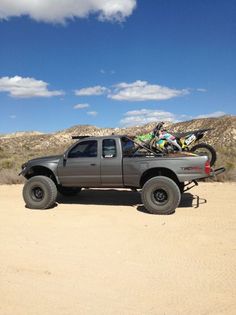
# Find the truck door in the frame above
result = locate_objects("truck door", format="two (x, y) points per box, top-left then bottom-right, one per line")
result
(101, 138), (123, 186)
(58, 139), (101, 186)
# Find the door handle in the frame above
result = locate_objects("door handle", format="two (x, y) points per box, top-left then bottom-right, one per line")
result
(90, 163), (96, 166)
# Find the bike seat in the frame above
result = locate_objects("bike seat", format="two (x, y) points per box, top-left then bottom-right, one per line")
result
(173, 128), (212, 139)
(172, 131), (193, 138)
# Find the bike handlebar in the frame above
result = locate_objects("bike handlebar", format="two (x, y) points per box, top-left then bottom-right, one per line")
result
(153, 122), (165, 135)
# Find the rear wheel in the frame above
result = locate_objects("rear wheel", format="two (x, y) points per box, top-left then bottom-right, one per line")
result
(141, 176), (181, 215)
(191, 143), (217, 166)
(23, 176), (57, 209)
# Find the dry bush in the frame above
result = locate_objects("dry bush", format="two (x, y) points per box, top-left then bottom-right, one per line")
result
(213, 146), (236, 182)
(214, 169), (236, 182)
(0, 169), (25, 185)
(0, 158), (15, 170)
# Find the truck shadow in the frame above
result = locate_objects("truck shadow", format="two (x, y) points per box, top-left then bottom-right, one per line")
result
(180, 193), (207, 208)
(57, 189), (207, 213)
(57, 189), (141, 207)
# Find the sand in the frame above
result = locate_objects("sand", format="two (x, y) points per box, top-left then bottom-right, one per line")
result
(0, 183), (235, 315)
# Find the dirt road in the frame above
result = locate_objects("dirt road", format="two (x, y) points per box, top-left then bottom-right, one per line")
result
(0, 183), (235, 315)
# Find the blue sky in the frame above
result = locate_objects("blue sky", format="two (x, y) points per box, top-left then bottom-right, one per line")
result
(0, 0), (235, 133)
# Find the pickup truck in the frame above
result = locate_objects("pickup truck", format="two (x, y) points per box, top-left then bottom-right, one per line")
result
(20, 135), (224, 214)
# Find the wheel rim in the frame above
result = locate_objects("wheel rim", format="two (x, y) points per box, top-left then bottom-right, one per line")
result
(152, 188), (168, 205)
(31, 186), (44, 201)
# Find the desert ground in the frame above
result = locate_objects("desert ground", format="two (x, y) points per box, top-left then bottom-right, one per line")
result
(0, 182), (235, 315)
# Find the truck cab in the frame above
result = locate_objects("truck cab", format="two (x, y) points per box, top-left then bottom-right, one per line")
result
(58, 136), (124, 187)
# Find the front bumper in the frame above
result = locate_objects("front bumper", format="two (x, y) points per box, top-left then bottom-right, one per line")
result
(19, 167), (28, 176)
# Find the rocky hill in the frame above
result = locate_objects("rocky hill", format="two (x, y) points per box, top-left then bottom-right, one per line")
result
(0, 115), (235, 183)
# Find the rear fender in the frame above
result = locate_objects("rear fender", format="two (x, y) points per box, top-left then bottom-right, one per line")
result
(140, 167), (180, 188)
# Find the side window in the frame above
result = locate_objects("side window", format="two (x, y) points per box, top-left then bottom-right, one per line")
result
(122, 138), (135, 156)
(68, 140), (97, 158)
(102, 139), (117, 158)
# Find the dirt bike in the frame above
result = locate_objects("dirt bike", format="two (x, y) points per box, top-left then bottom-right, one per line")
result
(136, 122), (217, 166)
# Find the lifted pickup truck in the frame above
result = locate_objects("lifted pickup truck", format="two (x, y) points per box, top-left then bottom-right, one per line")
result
(20, 135), (224, 214)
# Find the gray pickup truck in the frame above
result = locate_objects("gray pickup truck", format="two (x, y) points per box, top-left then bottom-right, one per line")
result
(20, 135), (224, 214)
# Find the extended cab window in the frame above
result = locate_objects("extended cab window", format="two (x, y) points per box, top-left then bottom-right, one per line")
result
(68, 140), (97, 158)
(102, 139), (116, 158)
(122, 138), (136, 156)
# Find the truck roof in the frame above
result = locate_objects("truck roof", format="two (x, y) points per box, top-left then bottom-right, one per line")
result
(72, 135), (129, 141)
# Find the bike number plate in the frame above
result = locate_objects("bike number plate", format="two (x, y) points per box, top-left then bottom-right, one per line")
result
(185, 134), (196, 145)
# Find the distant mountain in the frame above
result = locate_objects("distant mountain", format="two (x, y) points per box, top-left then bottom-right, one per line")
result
(0, 131), (43, 139)
(0, 115), (236, 183)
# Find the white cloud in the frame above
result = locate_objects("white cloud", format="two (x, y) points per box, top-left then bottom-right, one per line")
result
(75, 85), (108, 96)
(0, 0), (136, 23)
(120, 109), (180, 127)
(87, 111), (98, 116)
(100, 69), (115, 75)
(195, 111), (226, 119)
(73, 103), (90, 109)
(74, 80), (189, 101)
(0, 76), (64, 98)
(109, 80), (189, 102)
(9, 115), (16, 119)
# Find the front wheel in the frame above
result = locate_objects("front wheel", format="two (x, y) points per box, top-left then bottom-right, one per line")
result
(191, 143), (217, 166)
(141, 176), (181, 215)
(23, 176), (57, 209)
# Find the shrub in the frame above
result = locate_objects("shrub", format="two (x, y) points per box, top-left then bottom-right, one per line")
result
(0, 158), (15, 170)
(0, 169), (25, 185)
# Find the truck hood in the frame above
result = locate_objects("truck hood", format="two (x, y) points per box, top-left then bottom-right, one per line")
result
(26, 155), (62, 166)
(20, 155), (62, 177)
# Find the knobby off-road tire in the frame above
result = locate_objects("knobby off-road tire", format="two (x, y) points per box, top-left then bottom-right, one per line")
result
(23, 176), (57, 209)
(141, 176), (181, 215)
(191, 143), (217, 166)
(58, 186), (81, 196)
